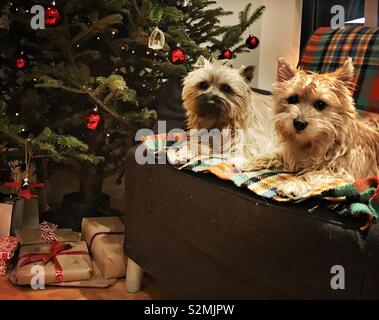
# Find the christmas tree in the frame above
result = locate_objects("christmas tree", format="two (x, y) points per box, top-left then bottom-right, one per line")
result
(0, 0), (264, 222)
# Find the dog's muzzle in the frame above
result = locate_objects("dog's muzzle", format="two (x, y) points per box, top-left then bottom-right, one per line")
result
(293, 118), (308, 132)
(197, 94), (225, 117)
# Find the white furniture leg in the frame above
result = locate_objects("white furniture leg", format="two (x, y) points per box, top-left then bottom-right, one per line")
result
(125, 258), (144, 293)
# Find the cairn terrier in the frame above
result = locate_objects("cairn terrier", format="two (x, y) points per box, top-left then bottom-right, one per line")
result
(168, 56), (276, 167)
(243, 57), (379, 197)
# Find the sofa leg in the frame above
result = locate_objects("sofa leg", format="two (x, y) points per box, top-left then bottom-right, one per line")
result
(125, 258), (144, 293)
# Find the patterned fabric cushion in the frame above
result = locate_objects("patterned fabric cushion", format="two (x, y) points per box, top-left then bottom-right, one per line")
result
(299, 27), (379, 116)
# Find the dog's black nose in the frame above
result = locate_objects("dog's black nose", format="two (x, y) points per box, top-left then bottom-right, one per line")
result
(293, 118), (308, 131)
(198, 94), (223, 117)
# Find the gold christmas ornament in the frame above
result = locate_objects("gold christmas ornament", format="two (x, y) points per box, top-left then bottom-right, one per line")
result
(148, 27), (165, 50)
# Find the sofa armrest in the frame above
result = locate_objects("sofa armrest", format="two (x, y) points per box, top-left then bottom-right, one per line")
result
(363, 222), (379, 298)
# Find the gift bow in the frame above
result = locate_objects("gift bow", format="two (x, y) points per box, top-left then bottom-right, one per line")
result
(4, 182), (45, 199)
(18, 241), (88, 283)
(39, 221), (60, 243)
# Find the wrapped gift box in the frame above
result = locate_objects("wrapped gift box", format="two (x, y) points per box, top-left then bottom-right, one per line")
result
(16, 228), (81, 245)
(10, 241), (93, 285)
(0, 236), (18, 276)
(81, 217), (126, 279)
(0, 194), (24, 236)
(48, 260), (117, 288)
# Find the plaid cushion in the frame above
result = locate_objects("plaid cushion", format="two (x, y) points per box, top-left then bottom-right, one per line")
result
(299, 27), (379, 115)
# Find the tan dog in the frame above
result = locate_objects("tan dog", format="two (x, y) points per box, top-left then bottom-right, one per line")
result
(243, 57), (379, 197)
(168, 56), (276, 167)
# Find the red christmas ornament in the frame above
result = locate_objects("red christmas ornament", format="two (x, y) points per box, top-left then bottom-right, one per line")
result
(15, 56), (27, 69)
(245, 35), (260, 49)
(45, 5), (63, 27)
(219, 48), (233, 60)
(168, 45), (187, 65)
(86, 110), (103, 131)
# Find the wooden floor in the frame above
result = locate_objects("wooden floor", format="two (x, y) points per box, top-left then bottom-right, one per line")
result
(0, 274), (172, 300)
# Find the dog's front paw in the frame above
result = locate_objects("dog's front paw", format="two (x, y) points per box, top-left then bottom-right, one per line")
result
(276, 180), (309, 198)
(241, 161), (266, 172)
(241, 158), (272, 172)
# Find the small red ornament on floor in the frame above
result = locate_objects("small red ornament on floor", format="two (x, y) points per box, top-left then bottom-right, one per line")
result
(245, 34), (260, 49)
(169, 45), (187, 65)
(45, 2), (63, 27)
(86, 108), (103, 131)
(219, 48), (233, 60)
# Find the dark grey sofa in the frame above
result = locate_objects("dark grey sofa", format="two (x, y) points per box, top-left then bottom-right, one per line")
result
(124, 145), (379, 299)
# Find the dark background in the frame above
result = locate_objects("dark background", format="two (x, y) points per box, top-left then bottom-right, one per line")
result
(300, 0), (366, 53)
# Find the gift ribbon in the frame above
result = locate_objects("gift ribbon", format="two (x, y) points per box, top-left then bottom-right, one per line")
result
(88, 231), (124, 251)
(18, 241), (88, 283)
(88, 216), (125, 251)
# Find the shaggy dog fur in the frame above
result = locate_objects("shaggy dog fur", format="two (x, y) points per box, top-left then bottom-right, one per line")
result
(169, 56), (276, 167)
(243, 57), (379, 197)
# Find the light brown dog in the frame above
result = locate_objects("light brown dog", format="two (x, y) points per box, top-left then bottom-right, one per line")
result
(169, 56), (275, 167)
(243, 57), (379, 197)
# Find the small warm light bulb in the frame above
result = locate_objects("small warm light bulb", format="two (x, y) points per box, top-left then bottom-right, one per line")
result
(15, 113), (19, 116)
(77, 44), (80, 48)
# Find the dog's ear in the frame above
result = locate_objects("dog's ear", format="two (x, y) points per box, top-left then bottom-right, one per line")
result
(239, 65), (255, 83)
(334, 57), (354, 83)
(277, 57), (296, 82)
(194, 55), (210, 68)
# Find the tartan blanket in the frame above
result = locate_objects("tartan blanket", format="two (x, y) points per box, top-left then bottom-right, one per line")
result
(300, 27), (379, 116)
(143, 133), (378, 229)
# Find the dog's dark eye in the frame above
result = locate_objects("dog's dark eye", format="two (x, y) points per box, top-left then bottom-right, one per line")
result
(314, 100), (327, 111)
(287, 95), (299, 104)
(198, 81), (209, 90)
(221, 84), (233, 93)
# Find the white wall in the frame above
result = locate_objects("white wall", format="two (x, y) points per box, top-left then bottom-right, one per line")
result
(215, 0), (303, 91)
(214, 0), (264, 87)
(257, 0), (303, 90)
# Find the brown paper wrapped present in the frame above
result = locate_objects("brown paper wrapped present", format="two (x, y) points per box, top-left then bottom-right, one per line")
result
(10, 241), (92, 285)
(48, 260), (117, 288)
(81, 217), (126, 279)
(15, 228), (81, 245)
